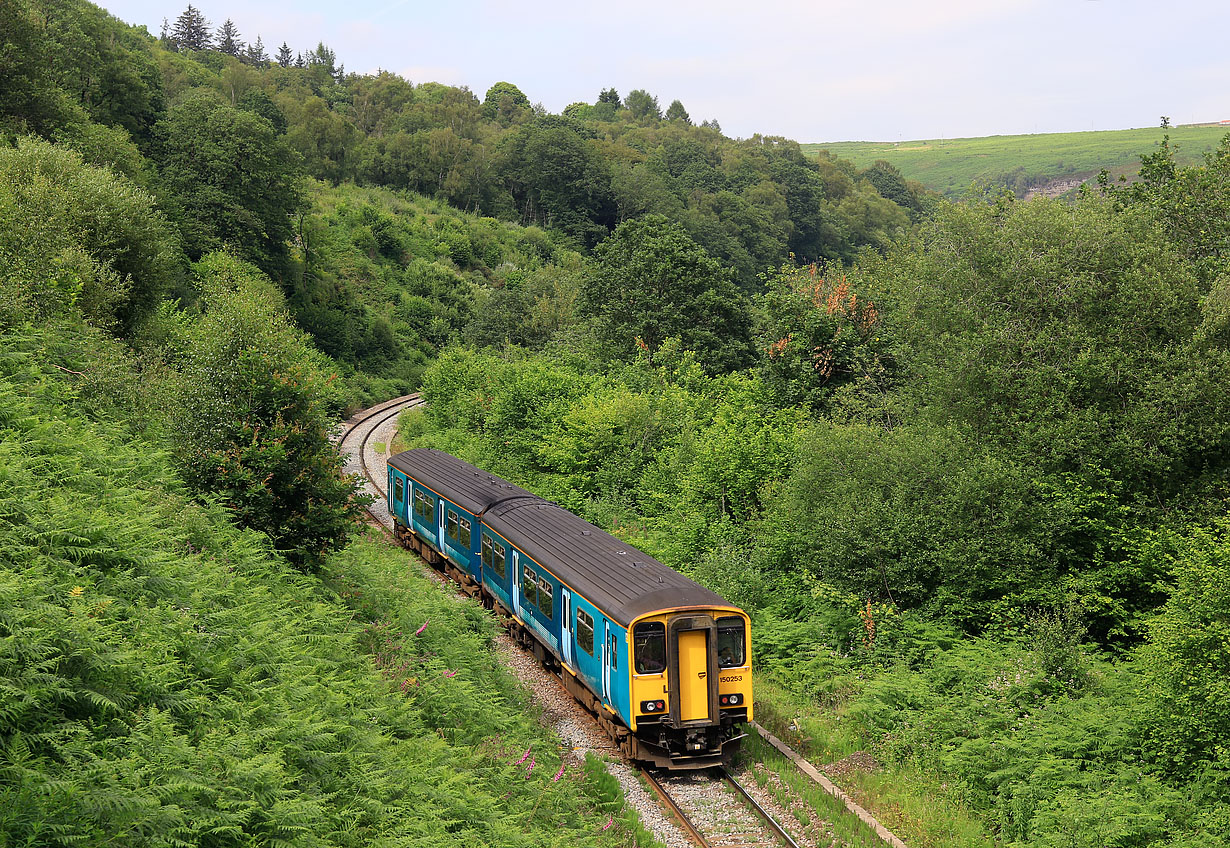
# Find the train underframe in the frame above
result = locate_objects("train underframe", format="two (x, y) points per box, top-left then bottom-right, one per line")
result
(392, 520), (747, 769)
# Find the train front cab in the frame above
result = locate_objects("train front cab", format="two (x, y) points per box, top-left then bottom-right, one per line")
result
(627, 608), (752, 768)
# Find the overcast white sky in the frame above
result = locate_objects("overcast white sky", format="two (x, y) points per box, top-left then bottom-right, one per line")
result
(100, 0), (1230, 142)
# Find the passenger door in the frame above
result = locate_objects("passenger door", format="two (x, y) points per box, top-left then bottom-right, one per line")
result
(511, 551), (521, 618)
(601, 621), (612, 704)
(561, 588), (573, 668)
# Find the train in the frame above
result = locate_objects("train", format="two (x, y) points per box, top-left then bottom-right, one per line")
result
(386, 448), (752, 769)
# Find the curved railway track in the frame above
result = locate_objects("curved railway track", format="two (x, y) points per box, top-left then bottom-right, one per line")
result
(337, 393), (424, 517)
(643, 766), (804, 848)
(337, 397), (898, 848)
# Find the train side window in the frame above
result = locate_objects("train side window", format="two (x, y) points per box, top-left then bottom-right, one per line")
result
(633, 622), (666, 674)
(492, 545), (506, 579)
(538, 577), (553, 620)
(577, 610), (594, 655)
(447, 510), (459, 541)
(717, 616), (746, 668)
(459, 518), (471, 548)
(609, 633), (618, 670)
(425, 496), (435, 523)
(413, 489), (423, 517)
(522, 567), (538, 609)
(481, 535), (492, 568)
(394, 477), (404, 503)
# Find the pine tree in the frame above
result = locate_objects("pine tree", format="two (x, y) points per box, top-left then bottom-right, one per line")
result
(294, 52), (305, 69)
(171, 5), (211, 51)
(159, 17), (172, 47)
(245, 35), (268, 66)
(217, 18), (242, 56)
(276, 41), (293, 67)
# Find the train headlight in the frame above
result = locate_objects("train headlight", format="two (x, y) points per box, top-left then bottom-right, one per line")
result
(640, 699), (666, 713)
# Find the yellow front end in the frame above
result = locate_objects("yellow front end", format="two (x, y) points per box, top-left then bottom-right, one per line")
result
(628, 608), (752, 733)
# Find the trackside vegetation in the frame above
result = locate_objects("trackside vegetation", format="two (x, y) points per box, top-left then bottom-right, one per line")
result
(400, 140), (1230, 846)
(0, 327), (646, 847)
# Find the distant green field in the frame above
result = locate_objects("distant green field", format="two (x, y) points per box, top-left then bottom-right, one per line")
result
(804, 124), (1230, 198)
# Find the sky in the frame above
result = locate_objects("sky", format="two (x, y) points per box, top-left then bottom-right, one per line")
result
(99, 0), (1230, 143)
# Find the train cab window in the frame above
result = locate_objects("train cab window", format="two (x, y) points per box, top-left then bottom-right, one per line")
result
(522, 567), (539, 609)
(394, 477), (404, 503)
(459, 518), (471, 548)
(538, 577), (553, 620)
(446, 510), (459, 541)
(577, 610), (594, 656)
(492, 545), (506, 579)
(717, 616), (746, 668)
(633, 622), (666, 674)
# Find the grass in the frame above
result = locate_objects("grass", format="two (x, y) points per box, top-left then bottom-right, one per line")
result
(804, 124), (1230, 197)
(751, 677), (994, 848)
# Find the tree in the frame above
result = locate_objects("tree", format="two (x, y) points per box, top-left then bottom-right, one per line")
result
(0, 137), (179, 333)
(170, 4), (211, 51)
(665, 99), (691, 124)
(170, 252), (368, 570)
(483, 81), (530, 125)
(154, 91), (304, 279)
(244, 35), (268, 66)
(497, 116), (616, 247)
(755, 263), (893, 410)
(584, 215), (753, 373)
(216, 18), (241, 56)
(277, 41), (293, 67)
(625, 89), (660, 121)
(237, 88), (286, 134)
(597, 87), (622, 107)
(1161, 115), (1171, 129)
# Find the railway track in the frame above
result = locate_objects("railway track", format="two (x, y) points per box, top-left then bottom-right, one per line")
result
(336, 393), (424, 520)
(643, 766), (804, 848)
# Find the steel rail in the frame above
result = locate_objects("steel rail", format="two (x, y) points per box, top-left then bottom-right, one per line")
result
(719, 767), (804, 848)
(640, 768), (714, 848)
(355, 395), (423, 497)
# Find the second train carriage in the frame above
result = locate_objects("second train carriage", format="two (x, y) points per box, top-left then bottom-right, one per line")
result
(387, 448), (752, 768)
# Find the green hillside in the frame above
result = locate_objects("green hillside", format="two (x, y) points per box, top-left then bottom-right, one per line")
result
(804, 124), (1230, 198)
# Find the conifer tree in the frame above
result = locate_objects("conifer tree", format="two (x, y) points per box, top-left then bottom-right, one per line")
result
(244, 35), (267, 66)
(171, 4), (211, 51)
(294, 52), (305, 68)
(276, 41), (293, 67)
(217, 18), (241, 56)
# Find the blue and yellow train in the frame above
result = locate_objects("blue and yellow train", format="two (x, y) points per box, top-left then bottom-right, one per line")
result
(387, 448), (752, 768)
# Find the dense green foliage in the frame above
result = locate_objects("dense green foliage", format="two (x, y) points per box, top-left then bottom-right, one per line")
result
(166, 253), (367, 570)
(808, 124), (1230, 198)
(0, 138), (178, 333)
(0, 330), (635, 845)
(401, 141), (1230, 846)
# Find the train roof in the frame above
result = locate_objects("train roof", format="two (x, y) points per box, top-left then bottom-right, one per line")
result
(388, 448), (538, 516)
(389, 449), (732, 626)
